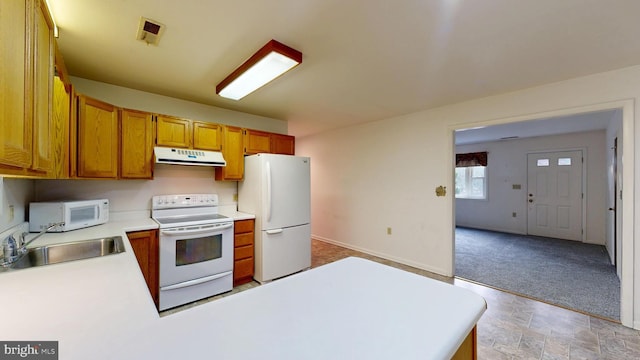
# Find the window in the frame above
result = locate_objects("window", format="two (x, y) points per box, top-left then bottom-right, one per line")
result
(558, 158), (572, 166)
(537, 159), (550, 167)
(455, 166), (487, 199)
(455, 151), (488, 199)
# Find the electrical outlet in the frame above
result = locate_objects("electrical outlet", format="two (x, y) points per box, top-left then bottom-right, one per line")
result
(387, 227), (392, 235)
(233, 194), (238, 202)
(9, 205), (14, 222)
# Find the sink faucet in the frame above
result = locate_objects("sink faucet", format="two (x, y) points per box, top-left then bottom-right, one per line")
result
(1, 222), (65, 267)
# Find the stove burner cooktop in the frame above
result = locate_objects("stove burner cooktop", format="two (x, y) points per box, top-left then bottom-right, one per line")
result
(151, 194), (230, 228)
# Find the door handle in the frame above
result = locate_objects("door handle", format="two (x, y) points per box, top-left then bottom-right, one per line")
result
(528, 199), (534, 203)
(266, 229), (283, 235)
(266, 161), (272, 222)
(160, 271), (232, 291)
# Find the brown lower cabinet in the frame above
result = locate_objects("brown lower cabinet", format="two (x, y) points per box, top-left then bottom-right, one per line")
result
(234, 219), (255, 286)
(127, 229), (159, 308)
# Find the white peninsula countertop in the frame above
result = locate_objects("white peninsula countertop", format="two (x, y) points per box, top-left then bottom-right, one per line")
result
(0, 219), (485, 359)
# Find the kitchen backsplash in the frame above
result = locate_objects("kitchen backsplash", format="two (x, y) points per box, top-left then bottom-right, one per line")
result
(0, 178), (34, 234)
(33, 165), (237, 216)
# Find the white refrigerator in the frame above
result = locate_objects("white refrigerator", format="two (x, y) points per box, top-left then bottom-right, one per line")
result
(238, 154), (311, 283)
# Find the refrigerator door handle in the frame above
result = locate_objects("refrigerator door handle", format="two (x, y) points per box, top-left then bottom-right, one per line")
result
(266, 229), (283, 235)
(266, 161), (272, 222)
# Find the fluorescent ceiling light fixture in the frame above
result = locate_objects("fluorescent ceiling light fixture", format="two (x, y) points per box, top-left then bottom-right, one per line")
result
(216, 40), (302, 100)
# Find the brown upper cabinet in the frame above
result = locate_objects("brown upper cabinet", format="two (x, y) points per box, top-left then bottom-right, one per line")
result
(121, 109), (155, 179)
(270, 133), (295, 155)
(75, 97), (156, 180)
(51, 42), (72, 180)
(76, 95), (119, 179)
(31, 0), (55, 175)
(215, 128), (295, 181)
(193, 121), (223, 151)
(156, 115), (222, 151)
(156, 115), (191, 148)
(243, 129), (271, 155)
(244, 129), (295, 156)
(215, 126), (244, 181)
(52, 75), (70, 179)
(0, 0), (55, 177)
(1, 0), (33, 171)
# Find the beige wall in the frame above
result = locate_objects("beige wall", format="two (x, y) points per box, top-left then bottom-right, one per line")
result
(296, 64), (640, 328)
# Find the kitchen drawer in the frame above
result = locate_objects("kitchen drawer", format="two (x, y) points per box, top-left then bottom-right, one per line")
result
(234, 244), (253, 260)
(234, 219), (255, 234)
(235, 232), (254, 247)
(234, 257), (254, 280)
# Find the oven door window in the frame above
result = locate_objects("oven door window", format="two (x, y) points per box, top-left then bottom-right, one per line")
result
(175, 234), (222, 266)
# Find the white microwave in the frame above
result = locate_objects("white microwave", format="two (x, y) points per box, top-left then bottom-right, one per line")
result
(29, 199), (109, 232)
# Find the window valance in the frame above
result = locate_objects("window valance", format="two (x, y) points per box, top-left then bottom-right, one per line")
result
(456, 152), (487, 167)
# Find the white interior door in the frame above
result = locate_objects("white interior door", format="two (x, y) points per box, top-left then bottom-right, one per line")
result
(615, 136), (623, 278)
(527, 150), (583, 241)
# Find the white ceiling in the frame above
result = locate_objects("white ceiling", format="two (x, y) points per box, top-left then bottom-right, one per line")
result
(47, 0), (640, 137)
(455, 109), (618, 145)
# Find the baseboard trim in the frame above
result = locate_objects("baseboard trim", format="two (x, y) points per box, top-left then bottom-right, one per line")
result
(456, 225), (607, 246)
(311, 235), (451, 277)
(455, 224), (526, 236)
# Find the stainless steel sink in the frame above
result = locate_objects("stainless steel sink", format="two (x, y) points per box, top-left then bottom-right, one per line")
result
(3, 236), (125, 271)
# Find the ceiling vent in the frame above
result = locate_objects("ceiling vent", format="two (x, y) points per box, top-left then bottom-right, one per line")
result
(136, 17), (165, 45)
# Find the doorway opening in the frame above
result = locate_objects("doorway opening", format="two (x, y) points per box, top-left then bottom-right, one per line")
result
(453, 109), (622, 321)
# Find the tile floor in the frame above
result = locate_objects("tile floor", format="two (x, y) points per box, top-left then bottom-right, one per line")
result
(164, 240), (640, 359)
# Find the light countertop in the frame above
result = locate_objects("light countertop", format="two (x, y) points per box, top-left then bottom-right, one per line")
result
(0, 218), (160, 358)
(219, 210), (255, 221)
(0, 218), (484, 360)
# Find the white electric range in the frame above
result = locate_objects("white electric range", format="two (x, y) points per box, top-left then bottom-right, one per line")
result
(151, 194), (234, 311)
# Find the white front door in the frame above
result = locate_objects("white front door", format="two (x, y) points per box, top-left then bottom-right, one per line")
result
(527, 150), (583, 241)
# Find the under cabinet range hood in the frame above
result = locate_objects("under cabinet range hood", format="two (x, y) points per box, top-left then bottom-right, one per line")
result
(154, 147), (226, 167)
